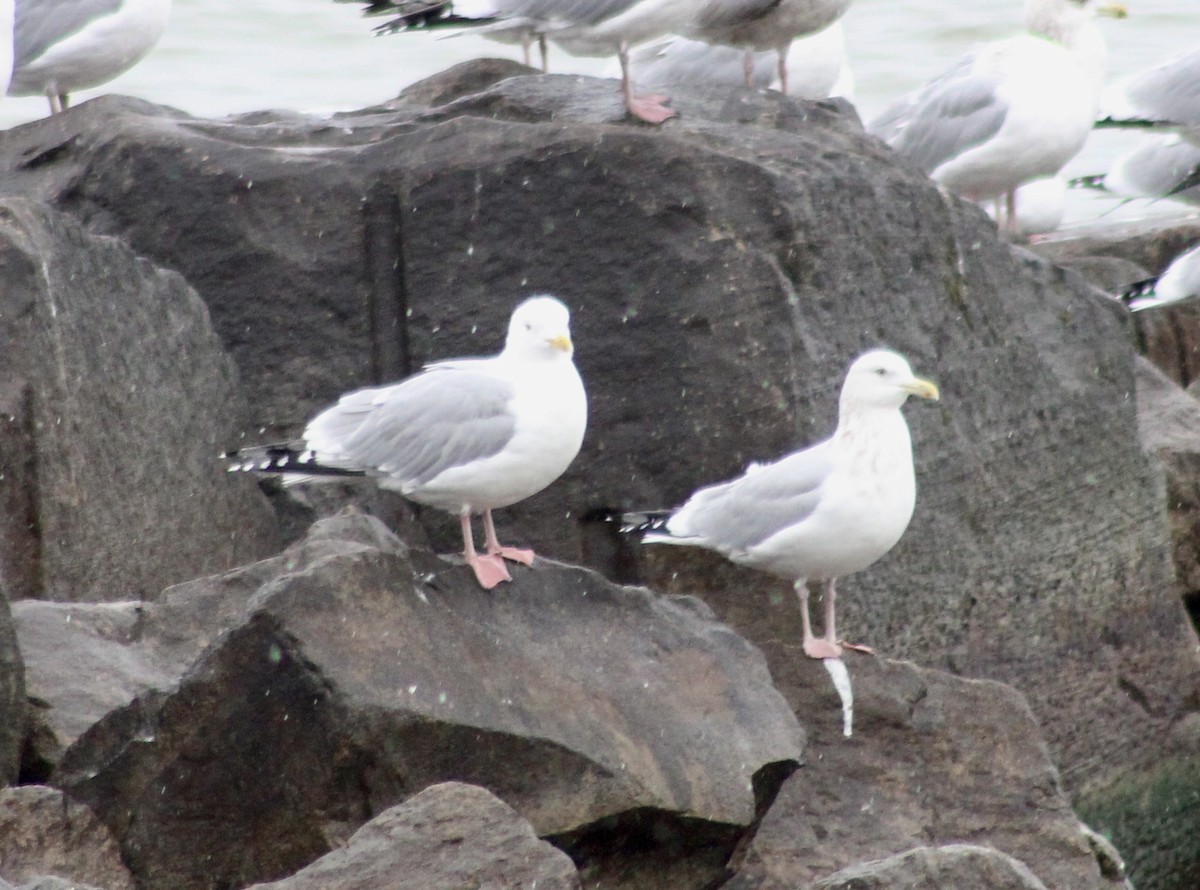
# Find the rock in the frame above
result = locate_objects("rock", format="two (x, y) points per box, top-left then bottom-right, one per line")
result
(0, 64), (1196, 884)
(0, 785), (133, 890)
(809, 844), (1050, 890)
(48, 513), (800, 890)
(244, 782), (580, 890)
(0, 587), (22, 784)
(0, 198), (280, 602)
(724, 658), (1107, 889)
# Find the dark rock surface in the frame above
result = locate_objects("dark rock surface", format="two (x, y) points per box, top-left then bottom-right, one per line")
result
(244, 781), (581, 890)
(725, 657), (1108, 889)
(808, 844), (1051, 890)
(0, 198), (280, 602)
(0, 785), (133, 890)
(46, 512), (800, 890)
(0, 60), (1195, 889)
(0, 587), (21, 784)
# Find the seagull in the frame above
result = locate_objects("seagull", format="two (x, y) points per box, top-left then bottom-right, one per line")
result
(985, 175), (1067, 238)
(628, 20), (853, 100)
(1070, 135), (1200, 205)
(683, 0), (852, 96)
(1099, 45), (1200, 144)
(8, 0), (172, 114)
(351, 0), (697, 123)
(626, 350), (939, 660)
(227, 296), (588, 590)
(868, 0), (1126, 234)
(1120, 242), (1200, 313)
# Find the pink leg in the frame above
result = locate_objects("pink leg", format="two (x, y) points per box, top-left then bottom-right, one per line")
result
(1005, 190), (1019, 235)
(483, 510), (535, 566)
(743, 50), (754, 88)
(796, 579), (842, 659)
(461, 512), (511, 589)
(538, 34), (549, 74)
(618, 43), (676, 124)
(777, 50), (789, 96)
(825, 578), (876, 655)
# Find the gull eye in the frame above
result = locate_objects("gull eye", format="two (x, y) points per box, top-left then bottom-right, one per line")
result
(874, 367), (888, 377)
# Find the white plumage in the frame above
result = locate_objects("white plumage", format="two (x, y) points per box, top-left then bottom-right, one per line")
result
(640, 349), (939, 660)
(230, 295), (587, 590)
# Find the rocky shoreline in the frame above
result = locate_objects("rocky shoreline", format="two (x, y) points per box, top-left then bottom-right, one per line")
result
(0, 60), (1197, 889)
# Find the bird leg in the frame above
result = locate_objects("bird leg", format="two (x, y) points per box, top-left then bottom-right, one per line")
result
(538, 34), (549, 74)
(796, 579), (843, 660)
(743, 50), (755, 88)
(618, 42), (676, 124)
(1005, 190), (1018, 235)
(483, 510), (535, 566)
(776, 49), (789, 96)
(461, 512), (511, 589)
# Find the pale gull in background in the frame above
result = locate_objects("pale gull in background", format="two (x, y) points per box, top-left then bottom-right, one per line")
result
(228, 296), (588, 590)
(1071, 135), (1200, 205)
(626, 350), (939, 661)
(628, 20), (853, 100)
(1099, 44), (1200, 144)
(1120, 242), (1200, 313)
(868, 0), (1126, 234)
(8, 0), (172, 114)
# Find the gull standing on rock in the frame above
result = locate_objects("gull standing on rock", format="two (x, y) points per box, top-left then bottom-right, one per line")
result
(868, 0), (1126, 234)
(683, 0), (852, 96)
(8, 0), (172, 114)
(355, 0), (697, 123)
(624, 350), (939, 660)
(227, 296), (588, 591)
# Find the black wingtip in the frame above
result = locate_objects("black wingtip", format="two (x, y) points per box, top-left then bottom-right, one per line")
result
(1095, 115), (1181, 131)
(1068, 173), (1107, 192)
(223, 445), (367, 478)
(578, 507), (673, 535)
(1117, 276), (1160, 311)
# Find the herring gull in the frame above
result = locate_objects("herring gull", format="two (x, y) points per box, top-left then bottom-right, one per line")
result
(1099, 45), (1200, 144)
(628, 20), (853, 99)
(1121, 242), (1200, 313)
(681, 0), (852, 96)
(227, 295), (588, 590)
(350, 0), (697, 123)
(1071, 135), (1200, 205)
(868, 0), (1126, 234)
(8, 0), (172, 115)
(626, 350), (938, 660)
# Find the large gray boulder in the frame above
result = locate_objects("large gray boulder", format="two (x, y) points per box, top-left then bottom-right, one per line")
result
(244, 782), (580, 890)
(0, 587), (21, 784)
(45, 512), (801, 890)
(0, 198), (279, 602)
(0, 62), (1195, 886)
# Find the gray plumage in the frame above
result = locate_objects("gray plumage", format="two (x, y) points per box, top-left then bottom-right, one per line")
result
(12, 0), (122, 70)
(1104, 45), (1200, 130)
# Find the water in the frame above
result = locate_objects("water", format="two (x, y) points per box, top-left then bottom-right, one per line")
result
(1, 0), (1196, 230)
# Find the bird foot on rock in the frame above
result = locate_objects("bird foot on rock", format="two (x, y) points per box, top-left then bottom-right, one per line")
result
(803, 638), (844, 660)
(468, 553), (512, 589)
(490, 545), (535, 566)
(626, 93), (676, 124)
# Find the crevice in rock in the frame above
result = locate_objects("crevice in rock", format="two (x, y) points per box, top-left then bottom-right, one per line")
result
(363, 181), (409, 382)
(1183, 589), (1200, 635)
(0, 380), (44, 600)
(548, 807), (743, 890)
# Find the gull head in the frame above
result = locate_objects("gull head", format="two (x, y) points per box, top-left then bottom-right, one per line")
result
(505, 295), (575, 359)
(1023, 0), (1126, 48)
(840, 349), (940, 411)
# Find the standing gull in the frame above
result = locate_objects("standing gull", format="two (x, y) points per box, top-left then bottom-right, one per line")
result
(683, 0), (852, 96)
(8, 0), (172, 114)
(227, 296), (588, 590)
(1100, 45), (1200, 144)
(868, 0), (1126, 234)
(627, 350), (938, 660)
(350, 0), (696, 123)
(629, 21), (853, 100)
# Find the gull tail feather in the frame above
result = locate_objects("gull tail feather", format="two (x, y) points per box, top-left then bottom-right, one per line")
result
(223, 444), (367, 486)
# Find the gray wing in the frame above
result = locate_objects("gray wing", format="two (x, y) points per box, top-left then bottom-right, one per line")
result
(869, 53), (1008, 176)
(691, 0), (783, 30)
(495, 0), (649, 27)
(13, 0), (123, 69)
(305, 361), (517, 488)
(670, 440), (834, 552)
(1119, 47), (1200, 125)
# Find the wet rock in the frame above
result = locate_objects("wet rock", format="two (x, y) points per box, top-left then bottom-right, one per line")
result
(0, 785), (133, 890)
(244, 782), (580, 890)
(809, 844), (1049, 890)
(47, 513), (800, 890)
(0, 198), (279, 602)
(723, 657), (1107, 889)
(0, 587), (21, 784)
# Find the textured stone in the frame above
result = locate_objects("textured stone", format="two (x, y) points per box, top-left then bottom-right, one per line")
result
(245, 782), (580, 890)
(0, 198), (279, 602)
(0, 785), (133, 890)
(810, 844), (1049, 890)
